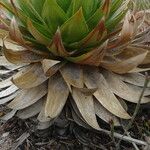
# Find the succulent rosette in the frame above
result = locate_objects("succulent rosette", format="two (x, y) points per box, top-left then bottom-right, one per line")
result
(0, 0), (150, 130)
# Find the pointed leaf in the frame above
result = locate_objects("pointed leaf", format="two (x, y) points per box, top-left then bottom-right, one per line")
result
(67, 0), (99, 19)
(3, 42), (45, 64)
(119, 73), (150, 87)
(60, 63), (84, 88)
(106, 0), (130, 31)
(0, 110), (17, 121)
(119, 12), (135, 43)
(72, 87), (100, 130)
(103, 71), (150, 103)
(94, 99), (120, 126)
(102, 47), (148, 74)
(42, 0), (67, 33)
(84, 67), (130, 119)
(56, 0), (72, 13)
(61, 8), (89, 43)
(67, 41), (107, 66)
(102, 0), (111, 17)
(0, 93), (17, 105)
(37, 100), (52, 122)
(80, 17), (107, 48)
(30, 0), (45, 14)
(47, 28), (69, 57)
(17, 99), (43, 119)
(9, 17), (25, 44)
(0, 77), (12, 89)
(12, 63), (47, 89)
(87, 6), (104, 30)
(42, 59), (64, 77)
(108, 11), (135, 49)
(129, 67), (150, 73)
(45, 73), (69, 119)
(7, 83), (47, 110)
(81, 0), (100, 20)
(0, 85), (18, 98)
(71, 98), (91, 128)
(27, 19), (51, 45)
(16, 0), (45, 23)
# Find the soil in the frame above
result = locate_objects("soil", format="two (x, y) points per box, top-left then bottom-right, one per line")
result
(0, 103), (150, 150)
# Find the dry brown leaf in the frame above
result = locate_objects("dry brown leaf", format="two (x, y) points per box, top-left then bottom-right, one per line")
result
(0, 56), (23, 68)
(70, 98), (86, 123)
(118, 73), (150, 87)
(102, 47), (148, 74)
(1, 110), (17, 121)
(45, 73), (69, 119)
(3, 43), (44, 64)
(17, 98), (44, 119)
(71, 109), (91, 129)
(84, 67), (130, 119)
(9, 17), (25, 45)
(41, 59), (64, 77)
(0, 77), (13, 89)
(37, 99), (52, 122)
(7, 83), (47, 110)
(142, 52), (150, 64)
(0, 69), (14, 75)
(0, 85), (18, 98)
(0, 93), (17, 105)
(129, 67), (150, 73)
(72, 87), (100, 130)
(60, 63), (84, 88)
(94, 99), (120, 126)
(108, 12), (135, 49)
(103, 70), (150, 103)
(12, 63), (47, 89)
(76, 87), (97, 95)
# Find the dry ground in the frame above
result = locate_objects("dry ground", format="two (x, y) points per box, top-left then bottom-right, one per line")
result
(0, 102), (150, 150)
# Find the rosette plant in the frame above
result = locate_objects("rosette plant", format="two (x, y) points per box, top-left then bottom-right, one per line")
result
(0, 0), (150, 130)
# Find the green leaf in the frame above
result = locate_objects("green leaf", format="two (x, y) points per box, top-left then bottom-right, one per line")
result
(109, 0), (123, 16)
(27, 19), (51, 45)
(47, 28), (69, 57)
(87, 6), (104, 30)
(106, 0), (130, 31)
(0, 1), (14, 15)
(61, 8), (89, 43)
(16, 0), (44, 23)
(82, 0), (100, 20)
(101, 0), (111, 18)
(67, 41), (107, 66)
(68, 17), (107, 49)
(0, 1), (28, 26)
(72, 87), (100, 130)
(70, 0), (83, 15)
(42, 0), (67, 34)
(56, 0), (72, 12)
(60, 63), (84, 88)
(30, 0), (45, 14)
(80, 17), (106, 48)
(66, 0), (100, 20)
